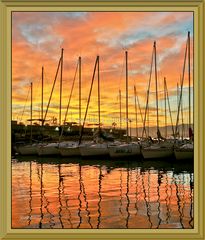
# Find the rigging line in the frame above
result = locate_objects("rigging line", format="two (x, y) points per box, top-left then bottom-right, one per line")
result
(125, 51), (129, 143)
(137, 95), (146, 134)
(175, 37), (188, 138)
(98, 55), (100, 130)
(59, 48), (64, 126)
(164, 77), (167, 138)
(59, 60), (79, 142)
(18, 86), (30, 122)
(79, 56), (99, 145)
(180, 75), (185, 139)
(154, 41), (159, 133)
(188, 31), (191, 131)
(142, 44), (154, 138)
(43, 54), (62, 126)
(165, 80), (175, 137)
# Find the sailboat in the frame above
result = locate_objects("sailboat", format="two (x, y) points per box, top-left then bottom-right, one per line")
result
(78, 56), (109, 157)
(141, 42), (174, 159)
(16, 82), (39, 155)
(174, 32), (193, 160)
(37, 49), (64, 156)
(108, 51), (141, 158)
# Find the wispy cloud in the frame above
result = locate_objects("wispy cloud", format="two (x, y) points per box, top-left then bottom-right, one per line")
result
(12, 11), (193, 127)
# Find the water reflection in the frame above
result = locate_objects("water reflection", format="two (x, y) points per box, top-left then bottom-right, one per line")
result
(12, 156), (194, 229)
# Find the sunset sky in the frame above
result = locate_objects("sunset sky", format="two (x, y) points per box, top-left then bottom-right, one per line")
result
(12, 12), (193, 130)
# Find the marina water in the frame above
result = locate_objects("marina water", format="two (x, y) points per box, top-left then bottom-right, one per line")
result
(12, 156), (193, 229)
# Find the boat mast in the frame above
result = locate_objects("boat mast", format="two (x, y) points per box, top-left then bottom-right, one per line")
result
(174, 35), (188, 140)
(164, 77), (167, 139)
(134, 85), (138, 139)
(59, 48), (64, 126)
(30, 82), (33, 143)
(154, 41), (159, 137)
(79, 56), (81, 135)
(180, 76), (184, 140)
(125, 51), (129, 143)
(41, 66), (44, 127)
(119, 89), (122, 131)
(43, 51), (62, 125)
(142, 45), (154, 139)
(98, 55), (100, 131)
(188, 31), (191, 136)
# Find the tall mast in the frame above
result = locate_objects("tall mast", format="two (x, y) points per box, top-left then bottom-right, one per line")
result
(142, 45), (154, 139)
(134, 85), (138, 139)
(59, 48), (64, 126)
(30, 82), (33, 143)
(79, 56), (81, 135)
(119, 89), (122, 130)
(174, 36), (188, 140)
(164, 77), (167, 138)
(125, 51), (129, 143)
(43, 52), (61, 125)
(177, 82), (179, 137)
(188, 31), (191, 133)
(41, 66), (44, 127)
(180, 76), (184, 140)
(154, 41), (159, 135)
(97, 55), (100, 130)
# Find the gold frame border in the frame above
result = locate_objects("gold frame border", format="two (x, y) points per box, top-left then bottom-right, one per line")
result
(0, 1), (204, 239)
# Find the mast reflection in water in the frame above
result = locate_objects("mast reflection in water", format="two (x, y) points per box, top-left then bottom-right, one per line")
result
(12, 157), (194, 229)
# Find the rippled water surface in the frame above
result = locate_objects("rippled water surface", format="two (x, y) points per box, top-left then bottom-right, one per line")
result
(12, 156), (194, 229)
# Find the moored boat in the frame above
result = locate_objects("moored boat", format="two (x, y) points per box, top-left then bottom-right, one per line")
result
(174, 143), (193, 160)
(109, 142), (141, 158)
(141, 144), (173, 159)
(59, 142), (80, 157)
(37, 142), (60, 156)
(79, 143), (109, 157)
(16, 143), (38, 155)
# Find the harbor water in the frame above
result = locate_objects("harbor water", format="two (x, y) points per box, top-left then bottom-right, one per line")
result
(12, 156), (194, 229)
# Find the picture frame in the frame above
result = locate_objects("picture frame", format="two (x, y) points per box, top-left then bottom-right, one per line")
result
(0, 0), (204, 239)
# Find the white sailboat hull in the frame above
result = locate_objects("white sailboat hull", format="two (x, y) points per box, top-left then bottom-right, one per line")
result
(17, 144), (38, 155)
(141, 148), (173, 159)
(37, 144), (60, 156)
(79, 144), (109, 157)
(59, 146), (80, 157)
(174, 149), (193, 160)
(109, 144), (141, 158)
